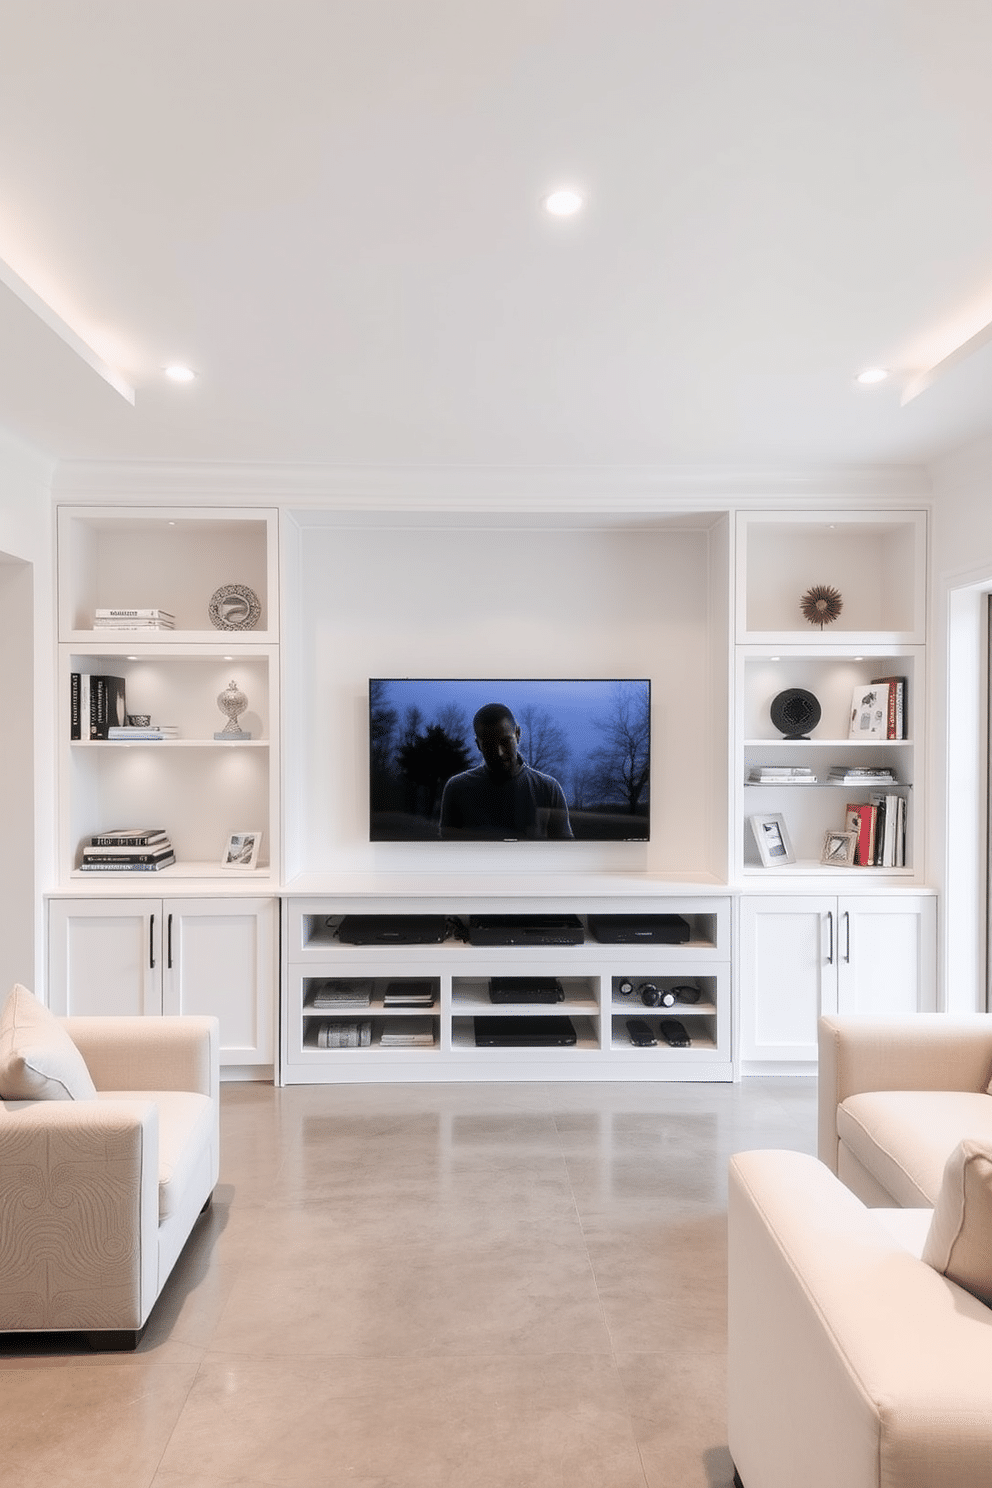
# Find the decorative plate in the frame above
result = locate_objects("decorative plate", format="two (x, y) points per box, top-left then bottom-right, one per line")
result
(208, 584), (261, 631)
(770, 687), (821, 740)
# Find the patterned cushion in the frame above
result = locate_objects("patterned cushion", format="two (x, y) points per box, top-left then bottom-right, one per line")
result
(922, 1138), (992, 1307)
(0, 984), (97, 1100)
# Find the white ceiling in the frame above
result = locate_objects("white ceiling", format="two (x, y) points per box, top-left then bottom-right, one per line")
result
(3, 1), (992, 473)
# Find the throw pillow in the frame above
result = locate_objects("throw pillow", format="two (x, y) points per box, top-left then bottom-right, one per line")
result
(0, 983), (97, 1100)
(922, 1137), (992, 1307)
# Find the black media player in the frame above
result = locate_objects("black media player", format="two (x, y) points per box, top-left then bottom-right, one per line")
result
(467, 914), (584, 947)
(587, 914), (691, 945)
(336, 915), (447, 946)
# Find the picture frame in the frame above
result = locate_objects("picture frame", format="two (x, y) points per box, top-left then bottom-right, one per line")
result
(821, 828), (858, 867)
(748, 813), (795, 867)
(221, 830), (262, 870)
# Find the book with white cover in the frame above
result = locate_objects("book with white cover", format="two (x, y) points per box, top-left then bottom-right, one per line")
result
(848, 682), (891, 739)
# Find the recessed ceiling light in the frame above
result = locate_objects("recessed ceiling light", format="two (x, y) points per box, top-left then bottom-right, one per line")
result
(856, 367), (888, 385)
(164, 364), (196, 382)
(543, 189), (584, 217)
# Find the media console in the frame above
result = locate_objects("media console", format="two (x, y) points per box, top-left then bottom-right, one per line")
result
(281, 890), (732, 1083)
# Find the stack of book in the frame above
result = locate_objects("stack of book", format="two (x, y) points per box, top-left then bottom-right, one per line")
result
(314, 1019), (373, 1048)
(93, 608), (175, 630)
(747, 765), (817, 785)
(383, 980), (435, 1007)
(848, 677), (907, 740)
(107, 724), (180, 741)
(70, 673), (127, 739)
(828, 765), (897, 786)
(844, 796), (907, 867)
(379, 1019), (435, 1047)
(310, 980), (372, 1010)
(79, 828), (175, 872)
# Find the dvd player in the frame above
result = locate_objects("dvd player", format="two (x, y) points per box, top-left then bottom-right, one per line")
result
(336, 915), (447, 946)
(489, 976), (564, 1004)
(587, 914), (690, 945)
(467, 914), (584, 947)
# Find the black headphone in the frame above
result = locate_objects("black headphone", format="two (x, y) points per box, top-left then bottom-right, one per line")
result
(639, 982), (675, 1007)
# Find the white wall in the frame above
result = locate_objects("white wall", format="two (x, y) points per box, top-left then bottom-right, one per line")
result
(929, 433), (992, 1011)
(0, 429), (54, 992)
(284, 513), (725, 883)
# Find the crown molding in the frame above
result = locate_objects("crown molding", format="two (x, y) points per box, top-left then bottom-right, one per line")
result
(51, 459), (932, 510)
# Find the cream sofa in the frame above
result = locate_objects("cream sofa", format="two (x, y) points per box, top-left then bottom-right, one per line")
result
(0, 1009), (219, 1349)
(727, 1012), (992, 1488)
(728, 1147), (992, 1488)
(817, 1012), (992, 1205)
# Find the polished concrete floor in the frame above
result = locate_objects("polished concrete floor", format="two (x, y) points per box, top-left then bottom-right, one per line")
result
(1, 1077), (817, 1488)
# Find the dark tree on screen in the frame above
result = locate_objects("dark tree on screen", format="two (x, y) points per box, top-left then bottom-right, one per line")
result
(589, 684), (650, 814)
(516, 704), (571, 780)
(397, 724), (472, 818)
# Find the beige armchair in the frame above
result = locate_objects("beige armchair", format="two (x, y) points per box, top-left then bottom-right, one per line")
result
(728, 1147), (992, 1488)
(0, 1014), (219, 1349)
(817, 1012), (992, 1205)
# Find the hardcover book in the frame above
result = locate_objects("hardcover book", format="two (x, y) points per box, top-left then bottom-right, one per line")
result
(870, 675), (907, 739)
(81, 846), (175, 864)
(88, 675), (128, 738)
(848, 682), (891, 740)
(78, 856), (176, 871)
(90, 828), (168, 847)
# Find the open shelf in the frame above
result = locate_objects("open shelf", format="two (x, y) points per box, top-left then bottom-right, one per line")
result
(281, 895), (733, 1083)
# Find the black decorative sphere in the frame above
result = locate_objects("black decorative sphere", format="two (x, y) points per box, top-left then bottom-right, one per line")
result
(770, 688), (821, 740)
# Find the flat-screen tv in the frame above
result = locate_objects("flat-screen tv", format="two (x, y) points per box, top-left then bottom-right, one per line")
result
(369, 678), (650, 842)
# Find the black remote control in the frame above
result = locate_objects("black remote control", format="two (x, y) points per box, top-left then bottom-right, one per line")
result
(626, 1018), (657, 1047)
(658, 1019), (691, 1047)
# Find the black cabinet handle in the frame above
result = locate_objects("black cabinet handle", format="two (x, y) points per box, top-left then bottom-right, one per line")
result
(149, 912), (155, 970)
(167, 913), (173, 969)
(826, 910), (834, 965)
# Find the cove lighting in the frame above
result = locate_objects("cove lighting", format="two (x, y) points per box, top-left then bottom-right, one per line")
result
(856, 367), (888, 385)
(543, 189), (584, 217)
(165, 364), (196, 382)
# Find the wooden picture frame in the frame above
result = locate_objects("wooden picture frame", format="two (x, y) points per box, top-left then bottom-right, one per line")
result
(221, 830), (261, 870)
(748, 813), (795, 867)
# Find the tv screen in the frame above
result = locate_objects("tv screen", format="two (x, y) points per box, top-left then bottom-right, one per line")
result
(369, 678), (650, 842)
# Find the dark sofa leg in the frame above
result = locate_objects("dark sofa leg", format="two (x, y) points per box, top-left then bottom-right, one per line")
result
(85, 1327), (144, 1352)
(200, 1189), (214, 1213)
(733, 1469), (745, 1488)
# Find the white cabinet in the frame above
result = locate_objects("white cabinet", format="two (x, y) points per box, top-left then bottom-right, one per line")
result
(738, 893), (937, 1068)
(282, 895), (733, 1084)
(47, 896), (278, 1069)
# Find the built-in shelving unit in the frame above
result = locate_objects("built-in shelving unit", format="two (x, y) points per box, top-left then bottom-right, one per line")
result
(44, 494), (936, 1084)
(282, 894), (732, 1083)
(56, 507), (280, 882)
(733, 510), (927, 882)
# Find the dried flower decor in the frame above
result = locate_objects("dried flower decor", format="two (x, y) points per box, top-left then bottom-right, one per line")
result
(800, 584), (843, 629)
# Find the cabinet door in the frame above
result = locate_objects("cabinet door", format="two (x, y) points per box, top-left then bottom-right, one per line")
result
(47, 898), (162, 1016)
(739, 896), (838, 1065)
(836, 895), (937, 1015)
(161, 897), (276, 1065)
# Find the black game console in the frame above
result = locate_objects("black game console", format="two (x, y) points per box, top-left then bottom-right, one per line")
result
(489, 976), (565, 1004)
(336, 915), (448, 946)
(467, 914), (584, 947)
(587, 914), (691, 945)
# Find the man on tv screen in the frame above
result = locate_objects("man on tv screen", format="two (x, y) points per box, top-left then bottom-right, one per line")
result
(439, 702), (574, 840)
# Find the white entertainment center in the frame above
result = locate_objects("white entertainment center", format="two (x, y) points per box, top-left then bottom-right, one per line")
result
(44, 493), (936, 1082)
